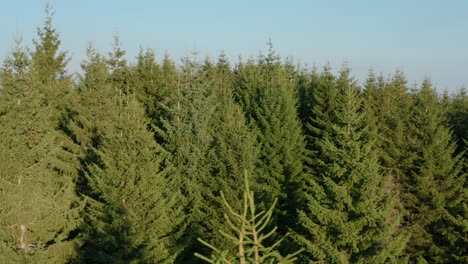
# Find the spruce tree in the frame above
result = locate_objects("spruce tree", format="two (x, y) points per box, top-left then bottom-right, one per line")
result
(202, 54), (259, 252)
(79, 93), (183, 263)
(158, 54), (219, 263)
(131, 48), (161, 120)
(296, 66), (408, 263)
(403, 79), (467, 263)
(65, 44), (115, 164)
(370, 70), (414, 188)
(302, 65), (340, 174)
(233, 45), (306, 241)
(158, 53), (257, 263)
(62, 44), (116, 215)
(107, 35), (130, 93)
(297, 66), (319, 128)
(30, 3), (73, 117)
(130, 49), (178, 131)
(195, 173), (302, 264)
(445, 88), (468, 158)
(30, 3), (69, 86)
(0, 27), (81, 263)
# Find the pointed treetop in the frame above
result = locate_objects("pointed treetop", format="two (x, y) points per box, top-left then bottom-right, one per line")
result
(1, 35), (30, 78)
(31, 2), (69, 84)
(391, 68), (408, 87)
(263, 38), (280, 66)
(108, 34), (127, 72)
(216, 51), (230, 69)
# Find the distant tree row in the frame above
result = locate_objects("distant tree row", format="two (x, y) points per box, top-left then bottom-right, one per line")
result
(0, 7), (466, 264)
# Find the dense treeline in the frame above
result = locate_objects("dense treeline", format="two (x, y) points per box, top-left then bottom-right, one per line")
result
(0, 9), (466, 264)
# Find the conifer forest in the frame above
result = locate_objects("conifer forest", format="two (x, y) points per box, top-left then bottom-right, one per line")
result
(0, 6), (467, 264)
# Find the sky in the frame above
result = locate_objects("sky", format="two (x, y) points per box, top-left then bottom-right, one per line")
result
(0, 0), (467, 92)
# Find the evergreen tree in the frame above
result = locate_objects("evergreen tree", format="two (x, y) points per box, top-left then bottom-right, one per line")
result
(80, 94), (183, 263)
(403, 79), (467, 263)
(297, 66), (319, 128)
(63, 44), (116, 212)
(130, 49), (178, 131)
(296, 66), (407, 263)
(0, 30), (81, 263)
(445, 88), (468, 159)
(65, 44), (115, 165)
(107, 35), (130, 93)
(159, 53), (257, 263)
(30, 3), (73, 118)
(234, 45), (306, 241)
(302, 65), (340, 174)
(195, 173), (302, 264)
(131, 48), (161, 120)
(30, 3), (69, 86)
(371, 70), (414, 187)
(202, 54), (259, 252)
(158, 54), (219, 263)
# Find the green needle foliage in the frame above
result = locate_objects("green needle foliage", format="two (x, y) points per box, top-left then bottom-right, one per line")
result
(1, 5), (467, 263)
(202, 55), (259, 250)
(79, 94), (183, 263)
(296, 66), (408, 263)
(445, 88), (468, 159)
(157, 54), (220, 262)
(195, 172), (302, 264)
(234, 44), (306, 238)
(65, 44), (115, 166)
(403, 79), (467, 263)
(0, 12), (82, 263)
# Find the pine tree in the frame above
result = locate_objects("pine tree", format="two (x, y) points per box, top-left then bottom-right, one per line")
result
(0, 29), (81, 263)
(295, 66), (408, 263)
(403, 79), (467, 263)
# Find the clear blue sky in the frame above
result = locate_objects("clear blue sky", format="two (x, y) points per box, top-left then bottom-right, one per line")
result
(1, 0), (467, 91)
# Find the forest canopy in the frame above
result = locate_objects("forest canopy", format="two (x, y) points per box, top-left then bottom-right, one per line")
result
(0, 6), (466, 264)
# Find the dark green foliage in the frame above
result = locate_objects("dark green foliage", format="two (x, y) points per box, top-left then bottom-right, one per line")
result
(158, 54), (259, 263)
(30, 3), (69, 86)
(445, 88), (468, 158)
(1, 7), (467, 263)
(107, 35), (130, 93)
(234, 46), (306, 240)
(66, 45), (115, 161)
(202, 54), (259, 251)
(403, 79), (467, 263)
(157, 55), (219, 262)
(297, 66), (319, 128)
(79, 94), (183, 263)
(130, 49), (178, 132)
(202, 53), (258, 206)
(296, 66), (408, 263)
(0, 25), (81, 263)
(303, 65), (340, 170)
(370, 70), (414, 183)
